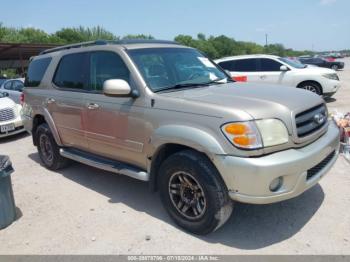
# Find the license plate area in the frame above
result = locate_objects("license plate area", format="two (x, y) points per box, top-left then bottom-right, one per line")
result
(0, 123), (15, 133)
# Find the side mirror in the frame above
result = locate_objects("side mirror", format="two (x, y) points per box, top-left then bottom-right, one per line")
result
(280, 65), (289, 71)
(103, 79), (137, 97)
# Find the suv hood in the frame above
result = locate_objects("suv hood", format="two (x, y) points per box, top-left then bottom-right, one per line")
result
(161, 82), (324, 123)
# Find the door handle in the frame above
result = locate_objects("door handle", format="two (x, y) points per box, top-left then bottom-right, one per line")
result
(47, 98), (56, 104)
(87, 103), (100, 110)
(260, 75), (267, 80)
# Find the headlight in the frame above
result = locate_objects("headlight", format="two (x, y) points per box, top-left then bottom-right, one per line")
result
(221, 122), (262, 149)
(221, 119), (289, 149)
(255, 119), (289, 147)
(322, 73), (339, 81)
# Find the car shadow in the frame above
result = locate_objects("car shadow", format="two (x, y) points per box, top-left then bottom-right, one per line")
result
(28, 152), (325, 250)
(0, 132), (29, 144)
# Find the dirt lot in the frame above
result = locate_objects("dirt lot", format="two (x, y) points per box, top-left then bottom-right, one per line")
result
(0, 59), (350, 255)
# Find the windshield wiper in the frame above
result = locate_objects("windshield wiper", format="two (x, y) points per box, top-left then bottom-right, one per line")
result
(155, 82), (211, 93)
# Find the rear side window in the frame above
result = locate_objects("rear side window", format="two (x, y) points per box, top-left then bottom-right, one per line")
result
(218, 60), (236, 71)
(234, 59), (258, 72)
(25, 57), (52, 87)
(89, 51), (130, 91)
(259, 58), (282, 71)
(53, 53), (89, 90)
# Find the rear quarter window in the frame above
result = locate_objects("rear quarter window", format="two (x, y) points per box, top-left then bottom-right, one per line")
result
(25, 57), (52, 87)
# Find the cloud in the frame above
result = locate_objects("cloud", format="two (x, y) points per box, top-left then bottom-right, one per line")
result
(320, 0), (337, 5)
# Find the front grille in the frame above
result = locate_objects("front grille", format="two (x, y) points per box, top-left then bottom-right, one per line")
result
(0, 108), (15, 122)
(295, 104), (327, 137)
(307, 151), (335, 180)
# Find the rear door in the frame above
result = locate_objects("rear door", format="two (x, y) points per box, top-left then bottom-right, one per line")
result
(49, 52), (89, 150)
(220, 58), (260, 82)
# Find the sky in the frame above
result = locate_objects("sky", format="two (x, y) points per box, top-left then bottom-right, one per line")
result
(1, 0), (349, 51)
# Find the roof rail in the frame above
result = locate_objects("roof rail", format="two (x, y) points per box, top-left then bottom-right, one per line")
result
(39, 39), (180, 55)
(116, 39), (179, 45)
(39, 40), (109, 55)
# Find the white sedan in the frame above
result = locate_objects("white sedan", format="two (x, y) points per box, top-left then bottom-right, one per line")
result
(0, 92), (25, 138)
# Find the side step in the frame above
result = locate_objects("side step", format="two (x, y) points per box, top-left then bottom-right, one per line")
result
(60, 148), (149, 181)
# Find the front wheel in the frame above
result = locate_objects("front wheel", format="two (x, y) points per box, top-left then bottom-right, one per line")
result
(158, 150), (233, 235)
(331, 64), (339, 70)
(298, 82), (322, 95)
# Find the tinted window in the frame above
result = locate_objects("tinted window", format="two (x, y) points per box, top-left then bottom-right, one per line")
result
(234, 59), (258, 72)
(25, 57), (52, 87)
(90, 52), (130, 91)
(4, 81), (12, 90)
(259, 58), (282, 71)
(218, 60), (236, 71)
(53, 53), (89, 90)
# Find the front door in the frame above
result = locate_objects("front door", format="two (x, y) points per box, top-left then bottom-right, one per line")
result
(84, 51), (146, 167)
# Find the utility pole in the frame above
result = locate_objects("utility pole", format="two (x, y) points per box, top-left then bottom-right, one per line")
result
(265, 34), (268, 47)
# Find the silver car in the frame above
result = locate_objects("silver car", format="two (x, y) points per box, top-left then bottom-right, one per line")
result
(22, 40), (340, 234)
(0, 78), (25, 104)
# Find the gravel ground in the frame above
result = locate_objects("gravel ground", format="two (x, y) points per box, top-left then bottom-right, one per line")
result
(0, 60), (349, 255)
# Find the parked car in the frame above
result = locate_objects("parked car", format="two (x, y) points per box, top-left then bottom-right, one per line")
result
(215, 54), (341, 97)
(0, 78), (25, 104)
(299, 57), (344, 71)
(23, 40), (339, 234)
(0, 92), (25, 138)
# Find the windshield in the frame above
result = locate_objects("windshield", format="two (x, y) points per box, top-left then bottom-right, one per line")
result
(279, 57), (306, 69)
(128, 48), (229, 92)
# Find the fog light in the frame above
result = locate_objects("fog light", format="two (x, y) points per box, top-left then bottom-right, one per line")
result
(269, 177), (283, 192)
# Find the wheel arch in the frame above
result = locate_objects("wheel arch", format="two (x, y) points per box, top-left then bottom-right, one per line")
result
(32, 108), (63, 146)
(297, 80), (323, 94)
(148, 125), (226, 191)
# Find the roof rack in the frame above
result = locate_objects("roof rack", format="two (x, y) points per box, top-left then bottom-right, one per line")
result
(40, 39), (179, 55)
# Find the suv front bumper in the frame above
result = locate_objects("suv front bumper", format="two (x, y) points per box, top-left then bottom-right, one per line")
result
(213, 121), (340, 204)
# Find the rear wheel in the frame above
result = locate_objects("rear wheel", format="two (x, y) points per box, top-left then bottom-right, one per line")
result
(36, 123), (69, 170)
(298, 82), (322, 95)
(158, 150), (233, 235)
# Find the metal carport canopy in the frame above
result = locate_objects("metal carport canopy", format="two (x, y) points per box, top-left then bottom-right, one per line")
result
(0, 42), (60, 74)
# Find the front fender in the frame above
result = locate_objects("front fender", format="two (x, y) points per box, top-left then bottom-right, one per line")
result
(150, 125), (226, 156)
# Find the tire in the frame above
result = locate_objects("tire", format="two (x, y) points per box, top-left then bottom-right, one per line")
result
(298, 82), (322, 95)
(158, 150), (233, 235)
(331, 64), (338, 70)
(36, 123), (69, 170)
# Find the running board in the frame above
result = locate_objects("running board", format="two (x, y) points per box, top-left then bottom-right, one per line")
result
(59, 148), (149, 181)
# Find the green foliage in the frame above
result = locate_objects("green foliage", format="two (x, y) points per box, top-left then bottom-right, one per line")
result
(0, 22), (314, 58)
(0, 68), (17, 78)
(53, 26), (117, 44)
(175, 34), (312, 59)
(122, 34), (154, 40)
